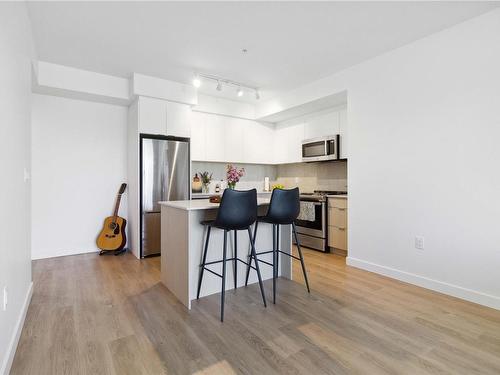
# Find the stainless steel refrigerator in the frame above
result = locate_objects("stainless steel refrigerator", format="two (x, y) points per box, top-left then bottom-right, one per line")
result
(140, 135), (190, 257)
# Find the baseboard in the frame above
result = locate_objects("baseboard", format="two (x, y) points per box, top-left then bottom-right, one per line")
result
(0, 282), (33, 375)
(31, 248), (97, 260)
(346, 257), (500, 310)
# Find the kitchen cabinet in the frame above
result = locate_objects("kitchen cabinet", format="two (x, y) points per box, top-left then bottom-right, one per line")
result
(138, 97), (167, 135)
(244, 121), (274, 164)
(204, 113), (225, 162)
(304, 110), (339, 140)
(225, 117), (245, 163)
(166, 101), (191, 138)
(137, 96), (192, 138)
(328, 197), (348, 255)
(190, 111), (206, 161)
(273, 123), (304, 164)
(339, 107), (348, 159)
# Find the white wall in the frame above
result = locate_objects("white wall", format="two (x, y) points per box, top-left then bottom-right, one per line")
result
(0, 4), (36, 374)
(267, 9), (500, 308)
(31, 94), (128, 259)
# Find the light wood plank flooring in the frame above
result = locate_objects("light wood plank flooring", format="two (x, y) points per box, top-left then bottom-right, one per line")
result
(11, 248), (500, 375)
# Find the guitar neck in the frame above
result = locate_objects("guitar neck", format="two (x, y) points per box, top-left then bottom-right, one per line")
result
(113, 194), (122, 218)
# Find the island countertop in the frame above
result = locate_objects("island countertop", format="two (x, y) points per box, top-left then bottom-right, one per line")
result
(159, 197), (271, 211)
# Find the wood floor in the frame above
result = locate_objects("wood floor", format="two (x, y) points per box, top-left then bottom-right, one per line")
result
(11, 248), (500, 375)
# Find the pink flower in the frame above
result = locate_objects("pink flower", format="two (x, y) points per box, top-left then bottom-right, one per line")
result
(226, 164), (245, 184)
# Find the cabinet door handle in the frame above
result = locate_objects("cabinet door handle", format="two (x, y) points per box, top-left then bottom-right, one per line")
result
(336, 227), (346, 231)
(335, 207), (346, 211)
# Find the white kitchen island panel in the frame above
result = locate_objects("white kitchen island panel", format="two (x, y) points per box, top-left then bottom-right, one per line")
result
(160, 199), (292, 309)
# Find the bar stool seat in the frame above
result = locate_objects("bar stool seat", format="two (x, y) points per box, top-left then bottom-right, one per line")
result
(196, 188), (267, 322)
(245, 187), (310, 304)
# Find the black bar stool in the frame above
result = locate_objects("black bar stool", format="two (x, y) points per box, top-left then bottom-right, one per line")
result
(245, 187), (310, 303)
(196, 188), (267, 321)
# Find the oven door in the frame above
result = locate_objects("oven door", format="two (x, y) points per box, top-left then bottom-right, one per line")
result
(295, 200), (326, 238)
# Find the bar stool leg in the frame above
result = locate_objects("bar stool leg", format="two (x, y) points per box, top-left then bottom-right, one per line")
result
(292, 222), (310, 293)
(273, 224), (277, 304)
(244, 221), (258, 287)
(276, 224), (280, 277)
(221, 229), (228, 322)
(197, 226), (211, 299)
(233, 230), (238, 290)
(248, 228), (267, 307)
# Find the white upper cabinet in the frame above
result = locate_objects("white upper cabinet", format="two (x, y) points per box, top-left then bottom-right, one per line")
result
(273, 123), (304, 164)
(190, 111), (206, 161)
(273, 125), (288, 164)
(137, 97), (192, 138)
(287, 124), (305, 163)
(244, 121), (274, 164)
(204, 113), (225, 162)
(338, 107), (348, 159)
(166, 101), (191, 138)
(225, 117), (245, 163)
(138, 97), (167, 135)
(304, 110), (340, 140)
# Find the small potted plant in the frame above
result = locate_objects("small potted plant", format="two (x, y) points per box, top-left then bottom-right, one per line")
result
(226, 164), (245, 190)
(199, 171), (212, 194)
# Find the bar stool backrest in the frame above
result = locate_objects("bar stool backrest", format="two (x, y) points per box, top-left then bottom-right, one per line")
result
(265, 187), (300, 224)
(214, 188), (258, 230)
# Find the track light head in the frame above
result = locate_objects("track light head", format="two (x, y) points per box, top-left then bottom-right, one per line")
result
(192, 75), (201, 88)
(237, 87), (244, 97)
(216, 80), (222, 91)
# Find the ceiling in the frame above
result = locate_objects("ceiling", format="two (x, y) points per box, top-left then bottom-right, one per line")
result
(27, 1), (498, 102)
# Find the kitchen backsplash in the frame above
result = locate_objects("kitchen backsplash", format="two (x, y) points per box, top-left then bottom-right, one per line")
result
(276, 161), (347, 193)
(192, 161), (277, 193)
(191, 160), (347, 194)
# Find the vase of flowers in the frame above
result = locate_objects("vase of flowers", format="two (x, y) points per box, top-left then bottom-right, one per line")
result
(199, 171), (212, 194)
(226, 164), (245, 190)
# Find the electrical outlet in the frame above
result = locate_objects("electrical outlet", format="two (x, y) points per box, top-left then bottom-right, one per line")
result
(2, 286), (7, 311)
(415, 236), (425, 250)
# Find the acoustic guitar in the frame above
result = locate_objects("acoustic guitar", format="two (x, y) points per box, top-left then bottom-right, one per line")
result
(96, 183), (127, 254)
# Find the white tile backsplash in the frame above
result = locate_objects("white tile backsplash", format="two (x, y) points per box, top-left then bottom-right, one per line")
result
(191, 160), (347, 194)
(276, 161), (347, 193)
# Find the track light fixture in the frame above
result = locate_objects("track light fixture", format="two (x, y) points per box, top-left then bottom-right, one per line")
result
(192, 74), (201, 88)
(192, 73), (260, 99)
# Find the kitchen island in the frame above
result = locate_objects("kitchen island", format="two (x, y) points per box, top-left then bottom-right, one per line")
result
(159, 198), (292, 309)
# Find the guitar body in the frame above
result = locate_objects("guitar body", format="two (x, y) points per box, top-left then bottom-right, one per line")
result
(96, 216), (127, 251)
(96, 183), (128, 253)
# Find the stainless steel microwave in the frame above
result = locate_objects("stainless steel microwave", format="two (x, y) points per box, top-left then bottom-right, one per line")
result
(301, 135), (339, 162)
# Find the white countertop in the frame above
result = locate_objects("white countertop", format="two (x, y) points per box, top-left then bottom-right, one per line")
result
(159, 197), (271, 211)
(327, 195), (348, 199)
(191, 191), (272, 199)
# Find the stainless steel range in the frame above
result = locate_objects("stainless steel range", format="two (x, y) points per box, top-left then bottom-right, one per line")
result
(294, 190), (347, 252)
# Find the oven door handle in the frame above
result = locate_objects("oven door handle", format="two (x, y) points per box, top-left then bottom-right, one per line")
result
(300, 201), (323, 206)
